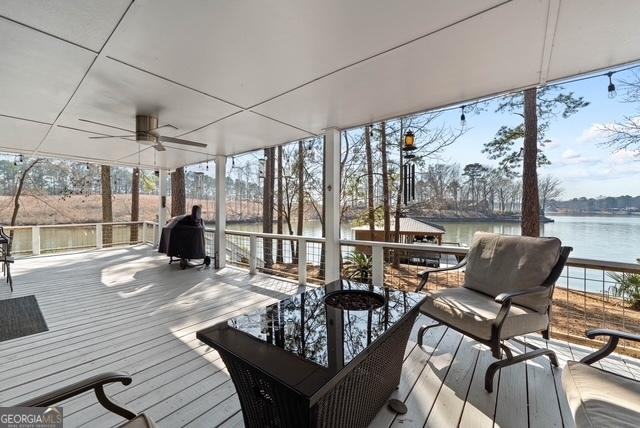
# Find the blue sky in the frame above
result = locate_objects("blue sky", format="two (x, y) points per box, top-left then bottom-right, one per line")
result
(433, 68), (640, 199)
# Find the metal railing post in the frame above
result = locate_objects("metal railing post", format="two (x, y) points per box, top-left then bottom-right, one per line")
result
(372, 244), (384, 287)
(249, 234), (257, 274)
(298, 238), (307, 286)
(96, 224), (103, 249)
(31, 226), (40, 256)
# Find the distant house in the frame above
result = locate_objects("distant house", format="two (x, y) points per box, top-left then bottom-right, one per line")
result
(351, 217), (445, 245)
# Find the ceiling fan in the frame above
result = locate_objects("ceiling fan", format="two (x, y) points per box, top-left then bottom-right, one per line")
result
(79, 115), (207, 152)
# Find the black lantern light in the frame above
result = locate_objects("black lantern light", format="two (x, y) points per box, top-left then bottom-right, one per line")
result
(403, 130), (416, 151)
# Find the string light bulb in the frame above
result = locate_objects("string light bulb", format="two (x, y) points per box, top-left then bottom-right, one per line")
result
(460, 105), (467, 127)
(607, 72), (617, 99)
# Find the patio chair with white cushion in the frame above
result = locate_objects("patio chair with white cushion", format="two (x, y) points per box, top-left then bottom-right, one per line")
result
(562, 329), (640, 428)
(415, 232), (572, 392)
(17, 372), (156, 427)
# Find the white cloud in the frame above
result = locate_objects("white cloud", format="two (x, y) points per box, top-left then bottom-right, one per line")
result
(555, 148), (599, 166)
(611, 149), (639, 165)
(542, 139), (560, 150)
(576, 123), (608, 145)
(562, 149), (580, 159)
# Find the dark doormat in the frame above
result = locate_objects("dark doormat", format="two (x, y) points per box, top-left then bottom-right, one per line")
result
(0, 295), (48, 342)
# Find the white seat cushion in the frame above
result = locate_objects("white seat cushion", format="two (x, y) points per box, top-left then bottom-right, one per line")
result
(562, 361), (640, 428)
(419, 287), (549, 340)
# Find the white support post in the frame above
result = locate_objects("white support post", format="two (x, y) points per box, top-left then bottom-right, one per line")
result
(324, 128), (341, 283)
(95, 224), (103, 249)
(215, 155), (227, 269)
(141, 222), (147, 244)
(157, 169), (168, 247)
(31, 226), (40, 256)
(298, 238), (307, 286)
(249, 234), (257, 274)
(372, 245), (384, 287)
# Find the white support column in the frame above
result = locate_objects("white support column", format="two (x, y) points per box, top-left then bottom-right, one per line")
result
(372, 244), (384, 287)
(141, 222), (147, 244)
(324, 128), (341, 283)
(249, 234), (257, 274)
(157, 168), (168, 247)
(298, 238), (307, 286)
(31, 226), (40, 256)
(215, 155), (227, 269)
(95, 224), (103, 249)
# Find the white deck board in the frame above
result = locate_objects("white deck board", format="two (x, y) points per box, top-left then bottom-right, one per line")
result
(1, 246), (639, 428)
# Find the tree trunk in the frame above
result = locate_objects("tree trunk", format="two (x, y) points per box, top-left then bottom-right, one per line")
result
(130, 168), (140, 243)
(276, 145), (284, 263)
(380, 121), (390, 243)
(9, 159), (40, 247)
(263, 147), (275, 268)
(171, 167), (186, 217)
(522, 87), (540, 237)
(294, 141), (304, 262)
(364, 126), (376, 237)
(101, 165), (113, 246)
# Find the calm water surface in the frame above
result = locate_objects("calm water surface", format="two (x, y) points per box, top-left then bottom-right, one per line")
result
(228, 215), (640, 263)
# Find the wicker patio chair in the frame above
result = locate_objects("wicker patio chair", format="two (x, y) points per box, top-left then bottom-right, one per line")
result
(415, 232), (572, 392)
(562, 329), (640, 428)
(17, 372), (156, 427)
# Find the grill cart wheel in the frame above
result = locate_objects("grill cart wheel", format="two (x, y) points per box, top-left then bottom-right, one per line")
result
(180, 259), (188, 270)
(204, 256), (211, 267)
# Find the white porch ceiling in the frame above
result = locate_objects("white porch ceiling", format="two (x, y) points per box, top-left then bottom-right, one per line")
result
(1, 0), (640, 169)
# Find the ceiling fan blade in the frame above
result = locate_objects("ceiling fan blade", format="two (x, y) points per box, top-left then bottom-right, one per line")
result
(148, 124), (178, 132)
(89, 134), (136, 139)
(79, 119), (135, 133)
(158, 135), (207, 148)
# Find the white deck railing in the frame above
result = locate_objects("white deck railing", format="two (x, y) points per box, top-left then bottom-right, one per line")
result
(4, 223), (639, 356)
(3, 221), (157, 255)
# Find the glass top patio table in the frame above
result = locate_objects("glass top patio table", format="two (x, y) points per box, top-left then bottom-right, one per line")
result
(197, 279), (425, 401)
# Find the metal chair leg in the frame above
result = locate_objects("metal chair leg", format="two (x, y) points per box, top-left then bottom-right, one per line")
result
(500, 343), (513, 360)
(484, 348), (558, 392)
(417, 322), (441, 346)
(6, 262), (13, 292)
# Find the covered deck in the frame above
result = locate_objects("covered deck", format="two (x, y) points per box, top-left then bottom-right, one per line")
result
(1, 247), (638, 427)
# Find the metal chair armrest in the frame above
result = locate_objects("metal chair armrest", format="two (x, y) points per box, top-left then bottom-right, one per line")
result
(494, 286), (549, 304)
(580, 329), (640, 365)
(586, 328), (640, 342)
(17, 372), (136, 420)
(415, 258), (467, 292)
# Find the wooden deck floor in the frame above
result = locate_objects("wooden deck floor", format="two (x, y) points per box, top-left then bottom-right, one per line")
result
(1, 246), (638, 428)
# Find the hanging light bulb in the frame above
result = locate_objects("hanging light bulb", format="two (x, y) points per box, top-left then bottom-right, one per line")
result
(460, 105), (467, 127)
(206, 161), (209, 171)
(607, 72), (617, 99)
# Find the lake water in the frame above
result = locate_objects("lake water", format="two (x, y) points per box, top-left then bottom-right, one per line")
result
(227, 215), (640, 263)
